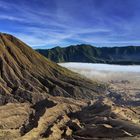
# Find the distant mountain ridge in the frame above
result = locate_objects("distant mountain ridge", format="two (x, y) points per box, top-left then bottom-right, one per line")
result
(36, 44), (140, 65)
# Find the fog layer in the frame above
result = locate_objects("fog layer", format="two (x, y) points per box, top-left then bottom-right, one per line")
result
(59, 63), (140, 82)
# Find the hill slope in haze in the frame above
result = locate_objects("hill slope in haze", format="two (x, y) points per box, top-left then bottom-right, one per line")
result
(37, 44), (140, 64)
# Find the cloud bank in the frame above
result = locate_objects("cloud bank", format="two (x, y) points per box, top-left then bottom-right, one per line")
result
(59, 63), (140, 82)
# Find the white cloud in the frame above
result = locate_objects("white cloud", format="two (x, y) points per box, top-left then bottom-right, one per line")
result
(59, 63), (140, 73)
(59, 63), (140, 82)
(0, 15), (24, 22)
(0, 0), (139, 47)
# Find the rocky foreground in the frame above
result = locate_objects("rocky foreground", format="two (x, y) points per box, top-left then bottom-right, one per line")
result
(0, 97), (140, 140)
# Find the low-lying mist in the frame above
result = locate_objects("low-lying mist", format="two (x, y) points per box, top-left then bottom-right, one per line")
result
(59, 63), (140, 82)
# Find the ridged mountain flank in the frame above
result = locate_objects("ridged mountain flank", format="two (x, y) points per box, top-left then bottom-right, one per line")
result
(37, 44), (140, 64)
(0, 33), (103, 105)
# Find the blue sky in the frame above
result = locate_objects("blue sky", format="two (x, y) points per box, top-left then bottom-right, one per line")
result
(0, 0), (140, 48)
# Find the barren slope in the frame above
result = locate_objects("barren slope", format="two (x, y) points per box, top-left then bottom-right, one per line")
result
(0, 33), (104, 105)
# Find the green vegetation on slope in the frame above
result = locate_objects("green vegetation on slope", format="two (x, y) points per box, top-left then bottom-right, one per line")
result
(37, 44), (140, 65)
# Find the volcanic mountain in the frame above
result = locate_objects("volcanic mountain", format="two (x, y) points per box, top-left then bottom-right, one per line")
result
(37, 44), (140, 65)
(0, 33), (103, 105)
(0, 33), (140, 140)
